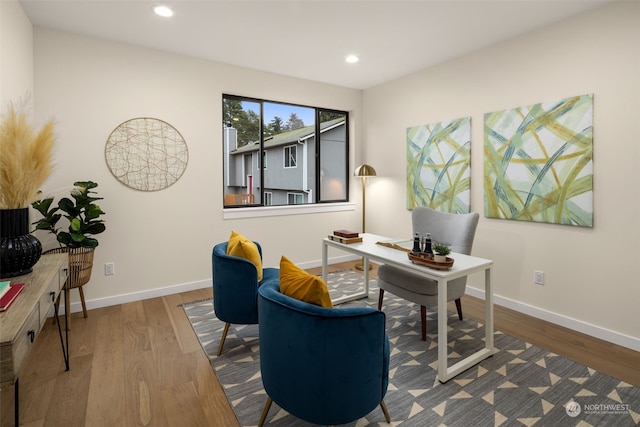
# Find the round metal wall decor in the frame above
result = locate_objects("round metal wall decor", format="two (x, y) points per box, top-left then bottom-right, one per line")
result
(105, 117), (188, 191)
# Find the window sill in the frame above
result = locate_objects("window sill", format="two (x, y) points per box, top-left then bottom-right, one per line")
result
(223, 202), (355, 219)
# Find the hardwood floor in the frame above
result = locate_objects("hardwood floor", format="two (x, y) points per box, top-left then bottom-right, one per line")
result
(5, 261), (638, 426)
(3, 287), (236, 427)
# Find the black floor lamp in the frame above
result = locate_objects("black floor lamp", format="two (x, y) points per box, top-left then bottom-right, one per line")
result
(355, 163), (376, 271)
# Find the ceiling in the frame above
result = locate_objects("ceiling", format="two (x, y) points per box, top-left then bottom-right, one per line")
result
(19, 0), (612, 90)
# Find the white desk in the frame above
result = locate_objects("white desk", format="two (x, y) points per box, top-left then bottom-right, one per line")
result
(322, 233), (494, 383)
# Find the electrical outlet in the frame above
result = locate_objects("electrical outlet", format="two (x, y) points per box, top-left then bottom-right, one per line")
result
(534, 270), (544, 285)
(105, 262), (115, 276)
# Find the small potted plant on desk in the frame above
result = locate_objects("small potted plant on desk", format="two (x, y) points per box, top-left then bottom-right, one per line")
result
(32, 181), (106, 328)
(432, 242), (451, 263)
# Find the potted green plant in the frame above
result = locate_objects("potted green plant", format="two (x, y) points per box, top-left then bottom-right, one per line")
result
(32, 181), (106, 327)
(432, 242), (451, 263)
(32, 181), (106, 249)
(0, 100), (55, 278)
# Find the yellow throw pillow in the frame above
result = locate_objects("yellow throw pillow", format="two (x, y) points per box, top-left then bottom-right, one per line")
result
(227, 231), (263, 281)
(279, 256), (333, 308)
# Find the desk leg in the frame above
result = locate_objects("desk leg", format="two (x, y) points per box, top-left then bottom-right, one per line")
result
(324, 241), (369, 305)
(485, 267), (494, 351)
(363, 257), (370, 296)
(322, 241), (328, 283)
(439, 266), (494, 382)
(54, 291), (70, 372)
(14, 377), (19, 427)
(437, 278), (448, 383)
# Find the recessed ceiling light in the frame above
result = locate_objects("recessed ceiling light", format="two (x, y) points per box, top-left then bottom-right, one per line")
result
(154, 6), (174, 17)
(345, 55), (359, 64)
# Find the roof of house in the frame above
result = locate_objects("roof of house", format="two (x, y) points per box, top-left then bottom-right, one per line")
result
(231, 118), (345, 154)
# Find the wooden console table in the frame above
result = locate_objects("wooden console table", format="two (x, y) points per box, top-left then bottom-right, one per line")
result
(0, 253), (69, 426)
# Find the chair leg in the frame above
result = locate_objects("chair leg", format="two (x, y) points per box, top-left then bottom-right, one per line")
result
(258, 396), (273, 427)
(217, 322), (230, 356)
(78, 286), (88, 318)
(421, 305), (427, 341)
(377, 289), (384, 310)
(455, 298), (463, 320)
(380, 399), (391, 423)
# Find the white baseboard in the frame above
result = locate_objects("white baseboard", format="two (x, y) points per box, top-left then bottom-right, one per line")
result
(58, 254), (639, 353)
(465, 286), (640, 353)
(58, 279), (212, 314)
(57, 254), (358, 315)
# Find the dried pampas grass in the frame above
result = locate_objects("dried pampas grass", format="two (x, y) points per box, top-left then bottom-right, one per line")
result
(0, 102), (55, 209)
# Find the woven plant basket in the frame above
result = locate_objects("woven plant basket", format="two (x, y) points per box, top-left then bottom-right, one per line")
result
(44, 246), (95, 329)
(44, 246), (95, 289)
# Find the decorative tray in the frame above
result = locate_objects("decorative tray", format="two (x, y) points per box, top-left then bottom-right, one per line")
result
(407, 252), (454, 270)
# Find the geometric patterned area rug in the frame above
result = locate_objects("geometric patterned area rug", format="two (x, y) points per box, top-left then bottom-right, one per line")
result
(182, 270), (640, 427)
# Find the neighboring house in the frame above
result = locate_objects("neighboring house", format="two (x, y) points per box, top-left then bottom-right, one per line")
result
(223, 119), (346, 206)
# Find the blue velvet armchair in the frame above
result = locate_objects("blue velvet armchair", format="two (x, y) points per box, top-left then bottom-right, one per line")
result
(211, 241), (279, 356)
(257, 280), (391, 426)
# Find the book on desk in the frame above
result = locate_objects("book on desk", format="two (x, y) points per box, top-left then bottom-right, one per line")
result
(329, 230), (363, 244)
(0, 283), (25, 311)
(333, 229), (359, 239)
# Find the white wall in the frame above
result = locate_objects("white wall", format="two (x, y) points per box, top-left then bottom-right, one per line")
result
(363, 1), (640, 350)
(14, 1), (640, 351)
(32, 29), (364, 309)
(0, 0), (33, 109)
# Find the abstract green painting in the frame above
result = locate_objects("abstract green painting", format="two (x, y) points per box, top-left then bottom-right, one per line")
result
(484, 94), (593, 226)
(406, 117), (471, 213)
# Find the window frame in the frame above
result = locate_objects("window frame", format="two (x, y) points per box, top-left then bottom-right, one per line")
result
(264, 191), (273, 206)
(287, 192), (304, 204)
(284, 145), (297, 169)
(222, 94), (350, 210)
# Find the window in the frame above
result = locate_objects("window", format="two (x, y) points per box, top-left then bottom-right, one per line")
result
(284, 145), (297, 168)
(223, 95), (349, 208)
(260, 151), (267, 170)
(287, 193), (304, 204)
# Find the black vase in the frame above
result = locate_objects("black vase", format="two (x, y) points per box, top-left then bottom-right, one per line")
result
(0, 208), (42, 278)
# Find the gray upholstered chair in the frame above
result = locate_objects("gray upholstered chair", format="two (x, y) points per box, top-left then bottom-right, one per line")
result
(377, 206), (479, 341)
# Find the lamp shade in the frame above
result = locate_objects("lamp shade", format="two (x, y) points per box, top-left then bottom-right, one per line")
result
(355, 164), (377, 177)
